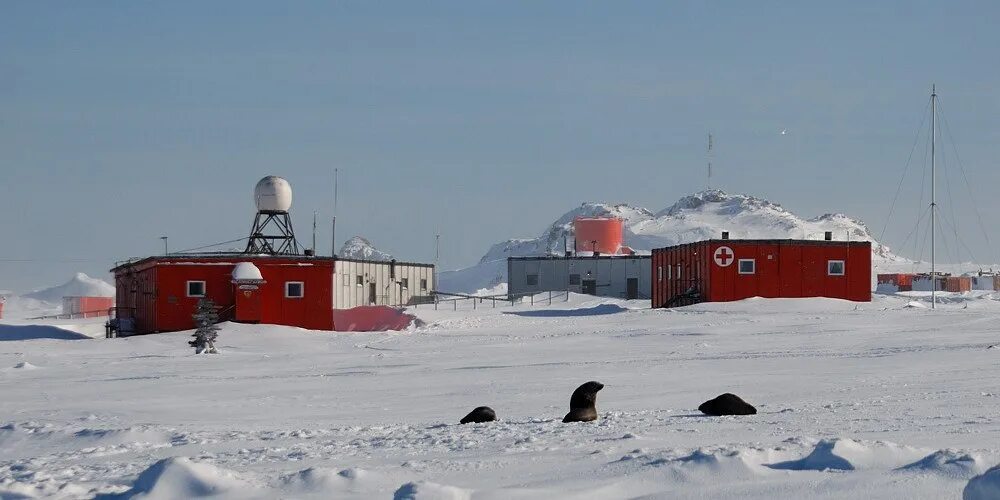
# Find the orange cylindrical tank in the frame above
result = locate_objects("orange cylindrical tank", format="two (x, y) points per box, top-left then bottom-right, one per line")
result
(574, 217), (624, 254)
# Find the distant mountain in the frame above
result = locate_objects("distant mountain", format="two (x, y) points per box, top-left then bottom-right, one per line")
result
(339, 236), (393, 262)
(439, 190), (901, 293)
(23, 273), (115, 303)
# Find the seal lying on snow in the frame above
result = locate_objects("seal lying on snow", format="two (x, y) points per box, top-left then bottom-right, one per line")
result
(563, 381), (604, 422)
(698, 393), (757, 416)
(460, 406), (497, 424)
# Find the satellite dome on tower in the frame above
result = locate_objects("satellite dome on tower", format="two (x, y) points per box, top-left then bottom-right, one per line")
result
(254, 175), (293, 213)
(245, 176), (300, 255)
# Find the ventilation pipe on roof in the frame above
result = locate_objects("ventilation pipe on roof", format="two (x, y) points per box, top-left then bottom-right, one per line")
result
(824, 231), (833, 241)
(721, 231), (729, 240)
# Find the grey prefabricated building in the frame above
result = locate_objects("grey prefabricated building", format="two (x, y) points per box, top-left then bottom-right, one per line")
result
(507, 255), (651, 299)
(333, 258), (435, 308)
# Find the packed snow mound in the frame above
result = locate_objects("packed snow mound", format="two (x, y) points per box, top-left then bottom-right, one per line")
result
(282, 467), (384, 494)
(440, 190), (899, 293)
(0, 324), (92, 341)
(23, 273), (114, 303)
(339, 236), (393, 261)
(965, 465), (1000, 500)
(897, 449), (987, 478)
(393, 481), (472, 500)
(106, 457), (250, 499)
(767, 438), (925, 471)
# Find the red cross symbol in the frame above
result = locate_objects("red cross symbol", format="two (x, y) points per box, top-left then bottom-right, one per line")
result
(714, 246), (735, 267)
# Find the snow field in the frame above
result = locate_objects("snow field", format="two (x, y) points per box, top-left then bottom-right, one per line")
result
(2, 292), (1000, 498)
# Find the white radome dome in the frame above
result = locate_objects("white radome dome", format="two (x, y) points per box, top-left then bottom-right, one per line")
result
(254, 176), (293, 212)
(231, 262), (264, 281)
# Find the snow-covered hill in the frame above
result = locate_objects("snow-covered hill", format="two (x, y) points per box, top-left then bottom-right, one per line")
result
(22, 273), (114, 303)
(338, 236), (393, 262)
(439, 190), (902, 293)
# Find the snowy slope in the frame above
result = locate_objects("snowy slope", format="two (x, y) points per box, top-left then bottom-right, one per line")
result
(2, 292), (999, 498)
(338, 236), (393, 261)
(22, 273), (115, 303)
(440, 190), (901, 293)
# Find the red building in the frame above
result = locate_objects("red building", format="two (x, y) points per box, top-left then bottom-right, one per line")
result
(877, 273), (915, 292)
(111, 255), (435, 335)
(651, 239), (872, 308)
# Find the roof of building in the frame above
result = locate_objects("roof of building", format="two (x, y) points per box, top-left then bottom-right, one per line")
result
(508, 254), (650, 261)
(652, 238), (873, 251)
(111, 253), (434, 273)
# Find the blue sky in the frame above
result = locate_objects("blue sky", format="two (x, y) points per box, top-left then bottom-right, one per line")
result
(2, 1), (999, 292)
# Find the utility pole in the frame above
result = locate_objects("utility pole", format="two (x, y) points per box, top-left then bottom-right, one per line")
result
(931, 84), (937, 309)
(160, 236), (168, 255)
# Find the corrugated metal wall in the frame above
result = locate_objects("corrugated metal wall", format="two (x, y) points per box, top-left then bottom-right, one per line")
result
(507, 256), (651, 299)
(332, 260), (434, 309)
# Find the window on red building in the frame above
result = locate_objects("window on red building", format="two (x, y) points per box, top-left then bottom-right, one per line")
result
(738, 259), (755, 274)
(186, 281), (206, 297)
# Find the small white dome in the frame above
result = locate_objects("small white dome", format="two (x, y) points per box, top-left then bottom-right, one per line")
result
(232, 262), (264, 281)
(254, 176), (293, 212)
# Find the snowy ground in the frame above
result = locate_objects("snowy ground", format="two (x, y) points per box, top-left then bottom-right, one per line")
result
(3, 293), (1000, 499)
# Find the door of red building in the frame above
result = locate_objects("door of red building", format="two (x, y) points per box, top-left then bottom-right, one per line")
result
(234, 285), (262, 323)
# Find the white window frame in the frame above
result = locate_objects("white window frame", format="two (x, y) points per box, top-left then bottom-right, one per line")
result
(828, 260), (846, 276)
(285, 281), (304, 298)
(738, 259), (756, 275)
(356, 275), (363, 287)
(657, 266), (663, 282)
(186, 280), (206, 297)
(420, 278), (428, 291)
(676, 264), (682, 280)
(401, 277), (409, 289)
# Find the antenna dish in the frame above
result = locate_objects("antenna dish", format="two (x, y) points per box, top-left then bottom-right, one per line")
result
(254, 176), (293, 213)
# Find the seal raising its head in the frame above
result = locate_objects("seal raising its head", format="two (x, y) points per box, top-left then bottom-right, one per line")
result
(698, 393), (757, 416)
(460, 406), (497, 424)
(562, 381), (604, 423)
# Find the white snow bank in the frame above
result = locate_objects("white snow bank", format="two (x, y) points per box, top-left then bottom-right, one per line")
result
(767, 438), (926, 471)
(104, 457), (251, 499)
(898, 449), (987, 479)
(965, 464), (1000, 500)
(282, 467), (390, 495)
(393, 481), (472, 500)
(0, 324), (92, 341)
(23, 272), (114, 302)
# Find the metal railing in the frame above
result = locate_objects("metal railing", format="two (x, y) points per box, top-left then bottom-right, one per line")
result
(426, 290), (570, 310)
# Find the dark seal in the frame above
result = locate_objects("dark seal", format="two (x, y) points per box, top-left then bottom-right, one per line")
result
(562, 381), (604, 423)
(460, 406), (497, 424)
(698, 393), (757, 416)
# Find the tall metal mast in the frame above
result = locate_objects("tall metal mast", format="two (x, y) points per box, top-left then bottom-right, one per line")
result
(707, 133), (713, 189)
(931, 85), (937, 309)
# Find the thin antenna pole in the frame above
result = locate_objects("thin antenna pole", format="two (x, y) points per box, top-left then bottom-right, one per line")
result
(332, 168), (339, 257)
(707, 133), (713, 189)
(312, 211), (317, 253)
(931, 84), (937, 309)
(160, 236), (168, 255)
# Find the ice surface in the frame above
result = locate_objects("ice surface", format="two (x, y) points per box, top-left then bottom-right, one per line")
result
(1, 292), (999, 498)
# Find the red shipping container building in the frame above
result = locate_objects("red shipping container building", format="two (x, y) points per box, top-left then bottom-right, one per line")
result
(651, 239), (872, 308)
(111, 255), (434, 335)
(877, 273), (915, 291)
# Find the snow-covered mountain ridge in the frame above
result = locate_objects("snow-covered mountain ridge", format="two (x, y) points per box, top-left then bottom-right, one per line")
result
(441, 190), (901, 293)
(339, 236), (393, 262)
